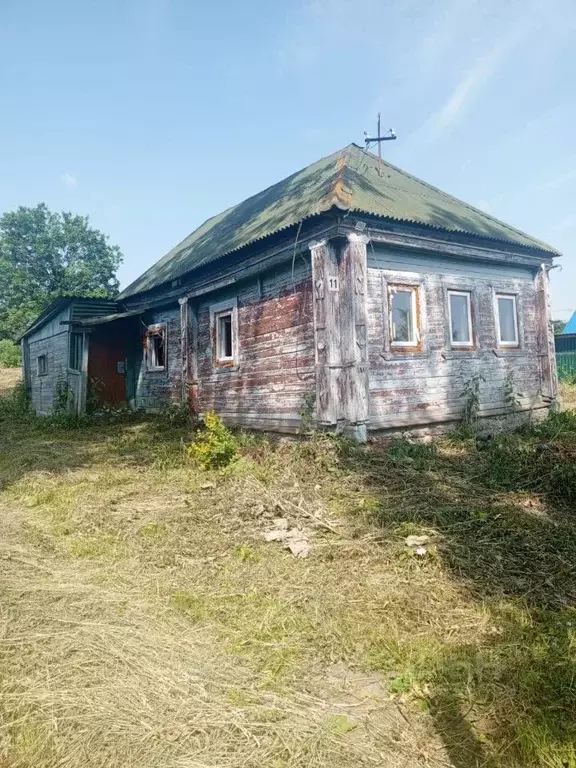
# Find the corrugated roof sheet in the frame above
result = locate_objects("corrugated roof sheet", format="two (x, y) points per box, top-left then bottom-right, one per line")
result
(75, 308), (143, 327)
(120, 143), (560, 298)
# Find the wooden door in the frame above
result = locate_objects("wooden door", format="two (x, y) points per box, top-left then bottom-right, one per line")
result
(87, 325), (127, 407)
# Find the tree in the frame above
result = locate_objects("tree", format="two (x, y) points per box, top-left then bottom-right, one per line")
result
(553, 320), (566, 336)
(0, 339), (21, 367)
(0, 203), (122, 341)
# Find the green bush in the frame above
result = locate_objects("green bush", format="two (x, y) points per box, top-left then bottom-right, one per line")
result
(0, 340), (21, 367)
(0, 380), (33, 422)
(187, 411), (238, 470)
(158, 402), (190, 428)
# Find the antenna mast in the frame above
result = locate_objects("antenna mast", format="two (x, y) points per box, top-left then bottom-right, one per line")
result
(364, 113), (397, 174)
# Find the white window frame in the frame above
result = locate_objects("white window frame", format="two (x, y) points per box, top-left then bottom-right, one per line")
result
(210, 299), (238, 368)
(447, 290), (473, 348)
(214, 309), (236, 364)
(495, 293), (519, 347)
(388, 284), (419, 347)
(145, 323), (167, 372)
(37, 354), (47, 376)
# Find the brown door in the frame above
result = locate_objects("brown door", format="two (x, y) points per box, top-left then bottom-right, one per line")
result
(87, 325), (127, 407)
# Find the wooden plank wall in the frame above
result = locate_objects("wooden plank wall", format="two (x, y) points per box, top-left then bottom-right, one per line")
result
(26, 307), (71, 415)
(132, 306), (183, 411)
(195, 259), (315, 432)
(366, 247), (547, 430)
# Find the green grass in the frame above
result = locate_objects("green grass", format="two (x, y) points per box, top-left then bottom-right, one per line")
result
(0, 375), (576, 767)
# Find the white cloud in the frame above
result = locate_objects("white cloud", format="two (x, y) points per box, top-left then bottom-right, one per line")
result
(537, 168), (576, 191)
(60, 172), (78, 189)
(411, 34), (519, 145)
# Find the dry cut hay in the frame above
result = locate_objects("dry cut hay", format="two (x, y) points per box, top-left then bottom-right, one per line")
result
(0, 501), (450, 768)
(0, 366), (21, 396)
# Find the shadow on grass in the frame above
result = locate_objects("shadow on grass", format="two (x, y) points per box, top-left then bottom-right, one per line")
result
(339, 416), (576, 767)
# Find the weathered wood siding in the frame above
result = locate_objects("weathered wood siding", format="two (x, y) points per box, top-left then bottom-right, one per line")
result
(26, 307), (72, 415)
(195, 260), (315, 431)
(310, 235), (369, 437)
(131, 306), (183, 411)
(367, 246), (547, 430)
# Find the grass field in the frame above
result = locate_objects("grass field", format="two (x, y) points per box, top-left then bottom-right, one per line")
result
(1, 373), (575, 767)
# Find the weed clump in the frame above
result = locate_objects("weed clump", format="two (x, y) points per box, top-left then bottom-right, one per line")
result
(188, 411), (238, 470)
(0, 380), (33, 423)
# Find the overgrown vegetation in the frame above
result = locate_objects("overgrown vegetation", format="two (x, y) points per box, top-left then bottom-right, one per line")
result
(188, 410), (238, 469)
(0, 339), (21, 367)
(0, 371), (575, 767)
(460, 372), (485, 432)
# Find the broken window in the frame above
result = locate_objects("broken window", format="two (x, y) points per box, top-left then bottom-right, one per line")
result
(448, 290), (473, 347)
(69, 332), (84, 371)
(389, 286), (418, 346)
(216, 311), (234, 362)
(146, 325), (166, 371)
(37, 355), (47, 376)
(496, 294), (519, 346)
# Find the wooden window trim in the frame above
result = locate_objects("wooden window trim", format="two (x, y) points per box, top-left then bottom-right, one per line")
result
(37, 354), (47, 377)
(210, 298), (239, 370)
(389, 285), (419, 348)
(494, 292), (520, 348)
(145, 323), (167, 373)
(381, 276), (427, 357)
(68, 332), (84, 373)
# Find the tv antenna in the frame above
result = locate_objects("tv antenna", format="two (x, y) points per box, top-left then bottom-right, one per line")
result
(364, 113), (396, 174)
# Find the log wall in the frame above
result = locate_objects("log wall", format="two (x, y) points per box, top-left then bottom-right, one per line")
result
(366, 246), (549, 430)
(195, 259), (315, 431)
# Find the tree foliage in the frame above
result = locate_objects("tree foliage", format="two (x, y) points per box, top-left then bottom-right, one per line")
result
(0, 340), (21, 367)
(553, 320), (566, 336)
(0, 203), (122, 341)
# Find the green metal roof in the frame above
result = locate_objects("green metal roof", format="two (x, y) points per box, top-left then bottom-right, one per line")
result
(120, 143), (559, 298)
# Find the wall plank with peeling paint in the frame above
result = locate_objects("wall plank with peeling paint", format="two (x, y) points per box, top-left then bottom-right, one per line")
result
(366, 250), (547, 430)
(195, 260), (315, 431)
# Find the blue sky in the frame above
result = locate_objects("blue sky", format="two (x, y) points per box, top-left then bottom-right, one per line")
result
(1, 0), (575, 319)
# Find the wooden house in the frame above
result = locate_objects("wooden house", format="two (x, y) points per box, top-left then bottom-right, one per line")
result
(20, 144), (560, 438)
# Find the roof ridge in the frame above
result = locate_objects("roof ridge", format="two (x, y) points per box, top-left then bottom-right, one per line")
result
(119, 141), (559, 299)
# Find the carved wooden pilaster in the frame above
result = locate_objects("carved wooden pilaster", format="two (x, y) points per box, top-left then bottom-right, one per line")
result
(309, 233), (370, 439)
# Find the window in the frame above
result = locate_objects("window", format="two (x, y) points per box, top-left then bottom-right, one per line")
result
(69, 332), (84, 371)
(37, 355), (47, 376)
(216, 311), (234, 361)
(389, 286), (418, 346)
(145, 325), (166, 371)
(496, 294), (519, 346)
(448, 290), (473, 346)
(210, 300), (238, 367)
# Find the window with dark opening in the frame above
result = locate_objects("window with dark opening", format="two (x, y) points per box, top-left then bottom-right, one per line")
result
(146, 326), (166, 371)
(69, 332), (84, 371)
(216, 312), (234, 361)
(37, 355), (47, 376)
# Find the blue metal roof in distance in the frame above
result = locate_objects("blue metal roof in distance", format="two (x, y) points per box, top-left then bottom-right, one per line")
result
(562, 312), (576, 335)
